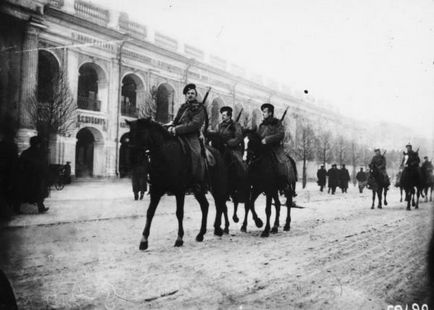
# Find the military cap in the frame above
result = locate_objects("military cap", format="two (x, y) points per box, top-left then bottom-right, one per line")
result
(374, 148), (380, 152)
(183, 83), (197, 95)
(405, 143), (412, 148)
(220, 106), (233, 114)
(260, 103), (274, 113)
(332, 164), (337, 167)
(424, 156), (428, 159)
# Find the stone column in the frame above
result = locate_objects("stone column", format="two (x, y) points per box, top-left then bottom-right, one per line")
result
(16, 22), (42, 153)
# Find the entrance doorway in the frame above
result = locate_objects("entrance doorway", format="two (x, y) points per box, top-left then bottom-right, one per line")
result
(75, 128), (94, 177)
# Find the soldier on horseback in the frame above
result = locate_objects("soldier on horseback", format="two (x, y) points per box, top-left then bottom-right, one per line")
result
(167, 83), (206, 187)
(208, 106), (247, 182)
(369, 148), (390, 188)
(257, 103), (297, 196)
(402, 144), (420, 168)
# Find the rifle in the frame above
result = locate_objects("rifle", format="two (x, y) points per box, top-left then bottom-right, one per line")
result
(235, 108), (243, 123)
(202, 87), (212, 138)
(280, 106), (289, 122)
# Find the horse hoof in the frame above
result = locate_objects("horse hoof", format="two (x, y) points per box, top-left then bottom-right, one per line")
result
(139, 241), (148, 251)
(196, 234), (204, 242)
(406, 207), (411, 211)
(255, 218), (264, 228)
(240, 226), (247, 233)
(224, 227), (229, 234)
(378, 206), (382, 209)
(384, 201), (388, 206)
(260, 231), (269, 238)
(415, 206), (419, 209)
(283, 225), (290, 231)
(232, 215), (239, 223)
(371, 206), (374, 209)
(174, 239), (184, 247)
(214, 228), (223, 236)
(271, 227), (278, 234)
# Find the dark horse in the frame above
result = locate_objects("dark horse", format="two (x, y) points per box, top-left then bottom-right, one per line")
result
(367, 168), (388, 209)
(400, 165), (423, 210)
(244, 131), (296, 237)
(421, 167), (434, 202)
(207, 133), (263, 232)
(127, 118), (228, 250)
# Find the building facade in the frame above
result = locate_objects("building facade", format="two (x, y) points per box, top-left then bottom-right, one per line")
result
(1, 0), (367, 178)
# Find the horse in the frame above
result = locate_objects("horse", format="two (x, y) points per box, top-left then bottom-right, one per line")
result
(126, 118), (229, 250)
(421, 167), (434, 202)
(244, 131), (296, 237)
(206, 133), (250, 229)
(367, 168), (389, 209)
(400, 165), (423, 210)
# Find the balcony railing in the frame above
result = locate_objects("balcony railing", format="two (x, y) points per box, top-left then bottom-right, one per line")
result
(75, 0), (109, 26)
(78, 96), (101, 111)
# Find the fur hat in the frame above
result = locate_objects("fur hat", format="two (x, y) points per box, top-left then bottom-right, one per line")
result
(219, 106), (233, 114)
(183, 83), (197, 95)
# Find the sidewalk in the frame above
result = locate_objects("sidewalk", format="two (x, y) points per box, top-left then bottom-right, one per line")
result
(1, 180), (369, 228)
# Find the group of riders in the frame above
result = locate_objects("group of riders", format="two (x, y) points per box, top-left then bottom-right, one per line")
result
(166, 83), (297, 197)
(165, 82), (433, 208)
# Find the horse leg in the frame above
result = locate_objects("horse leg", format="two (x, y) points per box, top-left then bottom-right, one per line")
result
(271, 191), (280, 234)
(223, 205), (230, 234)
(232, 197), (239, 223)
(249, 188), (264, 228)
(371, 190), (375, 209)
(241, 202), (249, 233)
(383, 188), (388, 206)
(377, 189), (382, 209)
(193, 190), (209, 242)
(174, 193), (186, 247)
(284, 192), (292, 231)
(424, 187), (428, 202)
(415, 188), (420, 209)
(139, 190), (163, 250)
(400, 187), (403, 202)
(406, 190), (411, 211)
(412, 189), (416, 207)
(261, 194), (272, 238)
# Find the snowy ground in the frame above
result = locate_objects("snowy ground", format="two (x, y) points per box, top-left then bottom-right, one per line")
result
(0, 180), (432, 309)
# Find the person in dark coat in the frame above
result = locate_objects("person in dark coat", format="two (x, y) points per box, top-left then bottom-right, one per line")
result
(257, 103), (297, 195)
(339, 164), (351, 193)
(168, 83), (206, 186)
(327, 164), (339, 194)
(17, 136), (49, 213)
(210, 106), (246, 177)
(64, 162), (72, 184)
(131, 150), (149, 200)
(400, 144), (422, 189)
(356, 167), (368, 193)
(369, 148), (390, 188)
(316, 165), (327, 192)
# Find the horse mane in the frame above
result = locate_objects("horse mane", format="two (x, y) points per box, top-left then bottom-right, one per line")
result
(136, 118), (173, 140)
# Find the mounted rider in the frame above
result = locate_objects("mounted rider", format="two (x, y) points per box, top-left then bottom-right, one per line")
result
(369, 148), (390, 188)
(167, 83), (206, 186)
(208, 106), (247, 180)
(257, 103), (297, 196)
(402, 144), (420, 168)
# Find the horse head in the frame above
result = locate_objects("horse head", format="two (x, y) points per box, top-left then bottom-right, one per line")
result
(126, 117), (172, 153)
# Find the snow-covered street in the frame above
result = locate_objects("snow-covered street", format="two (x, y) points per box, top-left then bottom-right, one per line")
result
(0, 180), (432, 309)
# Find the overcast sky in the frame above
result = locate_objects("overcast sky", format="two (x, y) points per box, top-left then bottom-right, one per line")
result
(91, 0), (434, 136)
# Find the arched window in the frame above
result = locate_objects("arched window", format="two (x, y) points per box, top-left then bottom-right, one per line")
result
(121, 75), (137, 117)
(155, 83), (175, 123)
(37, 50), (59, 103)
(77, 64), (101, 111)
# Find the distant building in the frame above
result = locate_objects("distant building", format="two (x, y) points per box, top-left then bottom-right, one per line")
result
(1, 0), (427, 178)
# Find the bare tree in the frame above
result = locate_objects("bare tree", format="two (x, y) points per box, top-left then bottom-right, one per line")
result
(294, 117), (316, 188)
(137, 86), (157, 119)
(315, 130), (334, 167)
(27, 70), (76, 156)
